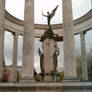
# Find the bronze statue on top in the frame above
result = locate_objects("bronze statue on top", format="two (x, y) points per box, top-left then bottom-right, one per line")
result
(42, 5), (59, 30)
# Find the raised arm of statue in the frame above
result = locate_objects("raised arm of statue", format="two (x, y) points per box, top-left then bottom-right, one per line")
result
(42, 12), (48, 17)
(42, 5), (58, 18)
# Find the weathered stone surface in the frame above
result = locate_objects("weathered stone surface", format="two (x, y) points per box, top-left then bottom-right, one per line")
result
(22, 0), (34, 82)
(39, 29), (60, 76)
(44, 75), (51, 82)
(0, 83), (92, 92)
(0, 0), (5, 81)
(62, 0), (77, 81)
(43, 38), (57, 74)
(80, 32), (88, 81)
(11, 33), (19, 82)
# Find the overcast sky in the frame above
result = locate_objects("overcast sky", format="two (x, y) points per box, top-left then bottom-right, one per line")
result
(5, 0), (91, 23)
(4, 0), (92, 73)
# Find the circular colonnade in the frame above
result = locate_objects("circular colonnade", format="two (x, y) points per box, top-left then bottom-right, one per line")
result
(1, 0), (92, 83)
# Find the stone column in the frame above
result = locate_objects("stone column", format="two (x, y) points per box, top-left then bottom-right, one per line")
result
(80, 32), (88, 81)
(21, 0), (34, 82)
(11, 33), (19, 82)
(62, 0), (77, 81)
(0, 0), (6, 81)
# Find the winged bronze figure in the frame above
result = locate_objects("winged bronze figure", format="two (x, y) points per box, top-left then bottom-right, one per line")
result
(42, 5), (59, 30)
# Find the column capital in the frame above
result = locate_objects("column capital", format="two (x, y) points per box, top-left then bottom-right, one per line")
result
(79, 31), (87, 36)
(12, 32), (19, 38)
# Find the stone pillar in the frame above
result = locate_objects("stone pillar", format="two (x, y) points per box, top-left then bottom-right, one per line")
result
(21, 0), (34, 82)
(0, 0), (6, 81)
(80, 32), (88, 81)
(11, 33), (19, 82)
(62, 0), (77, 81)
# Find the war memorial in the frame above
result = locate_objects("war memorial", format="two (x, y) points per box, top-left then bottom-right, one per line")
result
(0, 0), (92, 91)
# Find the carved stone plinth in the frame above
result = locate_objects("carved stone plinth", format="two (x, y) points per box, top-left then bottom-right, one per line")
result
(44, 75), (51, 82)
(38, 29), (62, 82)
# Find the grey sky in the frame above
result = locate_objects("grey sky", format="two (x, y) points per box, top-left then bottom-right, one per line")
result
(6, 0), (91, 23)
(4, 0), (92, 73)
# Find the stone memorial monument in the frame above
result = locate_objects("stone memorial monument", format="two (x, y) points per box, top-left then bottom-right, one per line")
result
(38, 5), (63, 81)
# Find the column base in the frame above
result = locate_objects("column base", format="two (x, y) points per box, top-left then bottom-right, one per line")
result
(62, 76), (79, 82)
(82, 80), (88, 82)
(20, 77), (35, 83)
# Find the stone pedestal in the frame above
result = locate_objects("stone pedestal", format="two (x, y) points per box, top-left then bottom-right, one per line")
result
(21, 0), (35, 82)
(0, 0), (6, 81)
(62, 0), (78, 81)
(39, 29), (62, 82)
(42, 38), (57, 74)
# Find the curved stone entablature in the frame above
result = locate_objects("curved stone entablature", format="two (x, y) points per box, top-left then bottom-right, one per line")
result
(4, 9), (92, 37)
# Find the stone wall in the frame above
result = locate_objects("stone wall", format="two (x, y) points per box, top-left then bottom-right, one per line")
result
(0, 82), (92, 92)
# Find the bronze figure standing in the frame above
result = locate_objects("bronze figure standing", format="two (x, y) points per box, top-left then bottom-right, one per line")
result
(42, 5), (59, 30)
